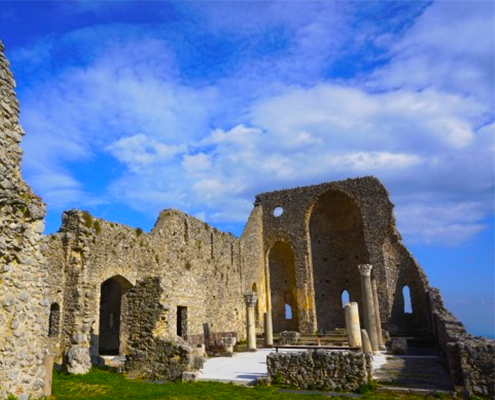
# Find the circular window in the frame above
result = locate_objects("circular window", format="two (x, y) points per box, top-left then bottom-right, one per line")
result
(273, 207), (284, 217)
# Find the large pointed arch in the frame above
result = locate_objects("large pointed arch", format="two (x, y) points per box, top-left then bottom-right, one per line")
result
(268, 241), (299, 332)
(309, 190), (369, 330)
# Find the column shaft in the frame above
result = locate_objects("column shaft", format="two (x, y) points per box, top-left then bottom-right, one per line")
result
(358, 264), (380, 353)
(344, 302), (362, 348)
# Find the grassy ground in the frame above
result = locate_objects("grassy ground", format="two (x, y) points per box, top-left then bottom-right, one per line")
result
(51, 368), (456, 400)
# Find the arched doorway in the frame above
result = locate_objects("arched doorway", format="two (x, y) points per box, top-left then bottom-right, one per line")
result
(268, 241), (299, 332)
(99, 275), (132, 355)
(309, 190), (369, 331)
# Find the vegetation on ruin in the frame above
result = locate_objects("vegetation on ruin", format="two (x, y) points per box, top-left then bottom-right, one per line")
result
(50, 368), (458, 400)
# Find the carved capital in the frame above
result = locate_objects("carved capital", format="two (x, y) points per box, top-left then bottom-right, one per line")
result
(244, 292), (258, 307)
(358, 264), (373, 277)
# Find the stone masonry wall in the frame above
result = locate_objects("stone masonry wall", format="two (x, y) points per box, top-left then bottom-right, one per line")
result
(124, 277), (204, 381)
(43, 208), (258, 371)
(429, 288), (494, 398)
(0, 41), (49, 400)
(267, 350), (372, 391)
(256, 176), (434, 337)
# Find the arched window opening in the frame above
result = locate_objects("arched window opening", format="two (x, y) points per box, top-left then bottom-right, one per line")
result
(285, 304), (292, 320)
(48, 303), (60, 337)
(403, 285), (412, 314)
(341, 290), (350, 308)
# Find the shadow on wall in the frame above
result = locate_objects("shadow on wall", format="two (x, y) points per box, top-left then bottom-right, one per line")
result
(309, 190), (369, 331)
(268, 241), (299, 333)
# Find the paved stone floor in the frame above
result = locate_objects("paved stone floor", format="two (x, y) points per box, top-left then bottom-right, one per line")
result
(200, 349), (387, 385)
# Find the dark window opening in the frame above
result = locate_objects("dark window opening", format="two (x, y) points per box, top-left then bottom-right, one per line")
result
(177, 306), (188, 338)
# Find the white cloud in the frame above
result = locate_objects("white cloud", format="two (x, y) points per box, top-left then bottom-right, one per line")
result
(13, 0), (493, 247)
(106, 134), (186, 172)
(368, 1), (494, 108)
(395, 201), (487, 246)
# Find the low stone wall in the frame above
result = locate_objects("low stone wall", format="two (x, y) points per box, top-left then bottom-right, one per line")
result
(267, 350), (372, 391)
(429, 288), (494, 398)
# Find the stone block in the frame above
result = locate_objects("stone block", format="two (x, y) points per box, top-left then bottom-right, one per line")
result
(279, 331), (300, 345)
(390, 337), (408, 355)
(182, 371), (202, 382)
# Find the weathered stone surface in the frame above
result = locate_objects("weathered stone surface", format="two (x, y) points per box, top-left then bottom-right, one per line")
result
(182, 371), (202, 382)
(67, 345), (91, 375)
(0, 31), (492, 398)
(0, 40), (49, 399)
(428, 288), (495, 398)
(267, 350), (372, 391)
(390, 337), (408, 355)
(279, 331), (300, 345)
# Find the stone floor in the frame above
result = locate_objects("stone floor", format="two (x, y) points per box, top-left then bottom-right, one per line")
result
(200, 348), (387, 385)
(373, 354), (453, 392)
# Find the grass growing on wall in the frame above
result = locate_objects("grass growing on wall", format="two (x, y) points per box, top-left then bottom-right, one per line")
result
(52, 368), (455, 400)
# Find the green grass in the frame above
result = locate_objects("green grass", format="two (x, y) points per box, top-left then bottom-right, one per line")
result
(52, 368), (455, 400)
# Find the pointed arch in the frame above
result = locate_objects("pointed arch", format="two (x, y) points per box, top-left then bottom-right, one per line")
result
(309, 190), (369, 330)
(268, 241), (299, 332)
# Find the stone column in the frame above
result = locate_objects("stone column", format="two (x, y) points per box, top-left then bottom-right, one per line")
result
(371, 277), (385, 349)
(264, 311), (273, 347)
(43, 354), (55, 398)
(244, 292), (258, 351)
(344, 302), (362, 348)
(358, 264), (380, 353)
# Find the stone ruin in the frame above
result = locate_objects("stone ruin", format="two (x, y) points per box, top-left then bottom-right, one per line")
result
(0, 40), (493, 399)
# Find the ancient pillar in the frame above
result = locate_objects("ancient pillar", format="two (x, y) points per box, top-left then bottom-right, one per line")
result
(371, 277), (385, 349)
(43, 354), (55, 398)
(244, 292), (257, 351)
(344, 302), (362, 348)
(358, 264), (380, 353)
(264, 311), (273, 347)
(360, 329), (373, 353)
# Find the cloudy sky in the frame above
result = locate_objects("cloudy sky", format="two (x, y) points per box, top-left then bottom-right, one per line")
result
(1, 1), (493, 336)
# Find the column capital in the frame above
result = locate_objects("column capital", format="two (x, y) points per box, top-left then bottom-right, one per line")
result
(358, 264), (373, 277)
(244, 292), (258, 307)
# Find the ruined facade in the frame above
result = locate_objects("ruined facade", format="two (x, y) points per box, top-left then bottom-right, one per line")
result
(0, 41), (49, 400)
(0, 40), (493, 399)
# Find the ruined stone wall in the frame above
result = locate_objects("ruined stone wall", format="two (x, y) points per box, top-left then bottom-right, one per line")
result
(239, 204), (268, 332)
(124, 277), (204, 381)
(256, 177), (433, 336)
(429, 288), (494, 398)
(267, 350), (372, 391)
(0, 41), (49, 400)
(43, 208), (260, 371)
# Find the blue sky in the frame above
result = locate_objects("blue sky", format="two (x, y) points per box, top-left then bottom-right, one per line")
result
(1, 1), (493, 336)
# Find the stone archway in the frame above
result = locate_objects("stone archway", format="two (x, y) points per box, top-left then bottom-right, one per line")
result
(309, 190), (369, 331)
(98, 275), (133, 355)
(268, 241), (299, 333)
